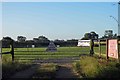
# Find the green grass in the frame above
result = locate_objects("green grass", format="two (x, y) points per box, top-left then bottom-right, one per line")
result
(2, 47), (91, 62)
(2, 61), (32, 78)
(2, 45), (114, 63)
(14, 55), (78, 60)
(73, 56), (120, 78)
(73, 56), (101, 78)
(2, 46), (110, 63)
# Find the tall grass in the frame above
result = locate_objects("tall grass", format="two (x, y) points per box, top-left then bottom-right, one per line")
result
(73, 56), (120, 78)
(2, 52), (32, 78)
(2, 61), (32, 78)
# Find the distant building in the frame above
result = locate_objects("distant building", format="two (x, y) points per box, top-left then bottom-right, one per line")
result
(77, 40), (90, 47)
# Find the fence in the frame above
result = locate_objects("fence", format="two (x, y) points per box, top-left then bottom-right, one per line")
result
(1, 40), (14, 63)
(2, 39), (120, 63)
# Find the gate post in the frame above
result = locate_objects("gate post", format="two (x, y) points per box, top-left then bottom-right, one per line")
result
(99, 39), (101, 58)
(10, 40), (14, 63)
(90, 39), (94, 56)
(106, 39), (109, 61)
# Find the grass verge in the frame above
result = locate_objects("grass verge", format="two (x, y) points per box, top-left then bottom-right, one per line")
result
(73, 55), (120, 78)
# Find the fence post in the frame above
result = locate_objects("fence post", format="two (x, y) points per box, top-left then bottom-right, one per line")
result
(90, 39), (94, 56)
(10, 41), (14, 63)
(99, 39), (101, 58)
(106, 39), (109, 61)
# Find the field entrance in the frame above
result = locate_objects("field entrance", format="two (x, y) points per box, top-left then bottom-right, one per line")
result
(2, 46), (109, 78)
(2, 47), (90, 64)
(14, 47), (90, 64)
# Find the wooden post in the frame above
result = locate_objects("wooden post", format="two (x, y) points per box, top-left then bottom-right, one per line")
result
(99, 39), (101, 58)
(106, 39), (109, 61)
(10, 41), (14, 63)
(90, 39), (94, 56)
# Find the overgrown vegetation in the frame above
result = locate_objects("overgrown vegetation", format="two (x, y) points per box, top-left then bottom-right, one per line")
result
(73, 56), (120, 78)
(2, 61), (32, 78)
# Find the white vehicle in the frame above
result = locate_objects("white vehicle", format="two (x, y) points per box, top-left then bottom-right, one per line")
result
(77, 40), (90, 47)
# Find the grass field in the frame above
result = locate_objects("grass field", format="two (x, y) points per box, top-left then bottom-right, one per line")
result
(1, 46), (110, 63)
(2, 45), (120, 62)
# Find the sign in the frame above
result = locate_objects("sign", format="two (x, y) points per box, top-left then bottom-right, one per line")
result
(108, 39), (118, 59)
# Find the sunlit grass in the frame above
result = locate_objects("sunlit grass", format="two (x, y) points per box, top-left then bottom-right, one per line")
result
(73, 56), (120, 78)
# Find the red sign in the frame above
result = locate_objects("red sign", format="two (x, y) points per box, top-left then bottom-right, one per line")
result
(108, 39), (118, 59)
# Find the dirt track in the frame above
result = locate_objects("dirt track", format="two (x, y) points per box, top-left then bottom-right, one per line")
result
(55, 63), (79, 78)
(9, 56), (85, 79)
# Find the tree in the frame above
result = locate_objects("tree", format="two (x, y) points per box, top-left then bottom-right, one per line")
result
(38, 36), (48, 41)
(2, 37), (14, 42)
(113, 33), (117, 39)
(104, 30), (113, 38)
(2, 37), (14, 47)
(17, 36), (26, 42)
(84, 33), (91, 39)
(38, 36), (50, 42)
(117, 35), (120, 39)
(90, 31), (99, 39)
(100, 30), (118, 39)
(81, 31), (99, 40)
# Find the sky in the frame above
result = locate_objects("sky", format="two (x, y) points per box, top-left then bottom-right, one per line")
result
(1, 2), (118, 41)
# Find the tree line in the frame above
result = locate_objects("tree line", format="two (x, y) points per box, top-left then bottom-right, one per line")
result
(1, 30), (120, 48)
